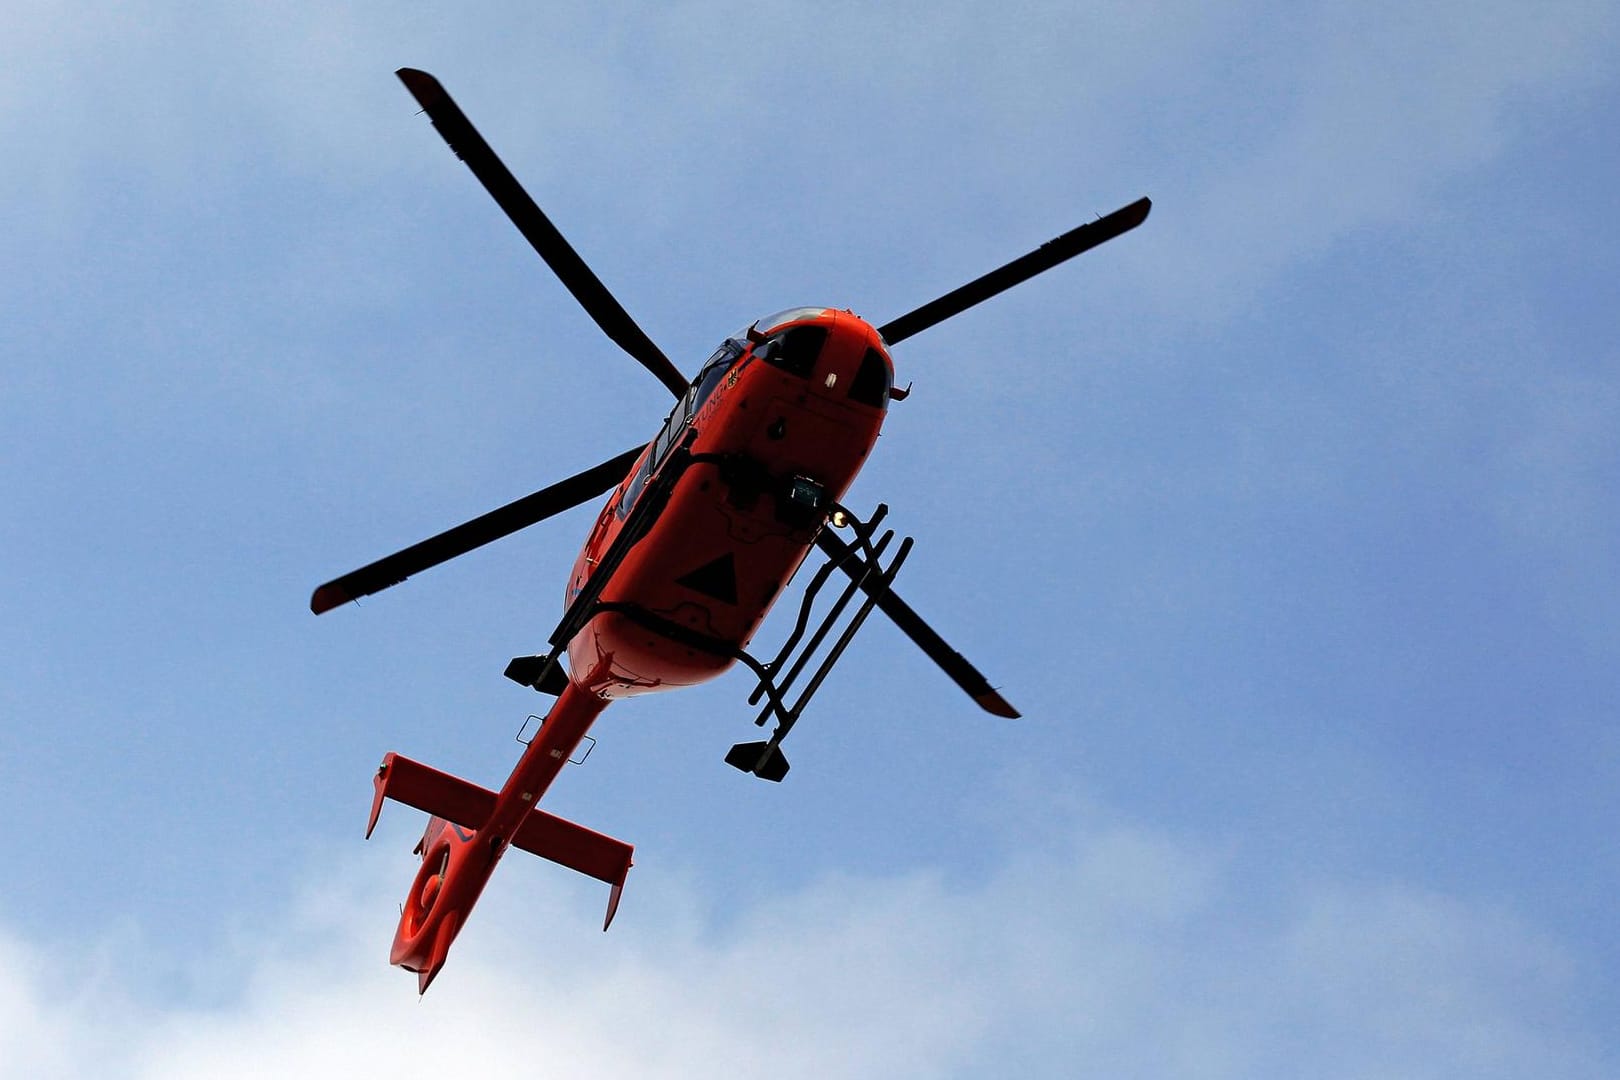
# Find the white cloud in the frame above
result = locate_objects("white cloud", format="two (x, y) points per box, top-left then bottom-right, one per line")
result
(1, 821), (1603, 1079)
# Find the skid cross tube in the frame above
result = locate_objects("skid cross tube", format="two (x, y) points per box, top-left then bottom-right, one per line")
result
(747, 530), (913, 768)
(748, 503), (891, 709)
(723, 502), (912, 777)
(737, 501), (905, 730)
(748, 529), (895, 723)
(747, 531), (893, 717)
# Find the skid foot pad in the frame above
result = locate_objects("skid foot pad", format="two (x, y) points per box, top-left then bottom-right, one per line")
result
(725, 741), (789, 782)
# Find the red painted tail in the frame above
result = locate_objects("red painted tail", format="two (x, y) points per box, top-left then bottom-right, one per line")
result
(368, 752), (634, 990)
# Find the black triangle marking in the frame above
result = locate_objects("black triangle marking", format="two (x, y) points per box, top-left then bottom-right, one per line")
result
(675, 552), (738, 605)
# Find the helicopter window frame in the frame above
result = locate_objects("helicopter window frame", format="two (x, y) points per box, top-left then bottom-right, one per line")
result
(617, 338), (746, 521)
(618, 398), (684, 520)
(618, 451), (652, 520)
(622, 382), (695, 516)
(692, 339), (745, 413)
(651, 394), (689, 469)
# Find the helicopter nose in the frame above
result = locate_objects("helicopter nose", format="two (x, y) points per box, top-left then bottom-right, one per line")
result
(823, 312), (893, 409)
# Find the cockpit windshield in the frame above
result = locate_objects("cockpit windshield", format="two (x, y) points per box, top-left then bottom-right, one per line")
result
(744, 307), (831, 337)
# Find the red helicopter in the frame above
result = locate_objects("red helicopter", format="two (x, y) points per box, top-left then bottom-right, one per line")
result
(313, 68), (1149, 993)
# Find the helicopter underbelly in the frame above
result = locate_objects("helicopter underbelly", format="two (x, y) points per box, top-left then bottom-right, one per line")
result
(562, 326), (888, 701)
(565, 461), (824, 699)
(563, 401), (881, 696)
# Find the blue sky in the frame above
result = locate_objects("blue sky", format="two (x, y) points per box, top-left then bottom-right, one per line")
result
(2, 2), (1617, 1075)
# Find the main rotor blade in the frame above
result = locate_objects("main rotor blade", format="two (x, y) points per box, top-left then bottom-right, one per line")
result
(876, 197), (1150, 347)
(396, 68), (688, 400)
(311, 446), (644, 614)
(814, 531), (1019, 718)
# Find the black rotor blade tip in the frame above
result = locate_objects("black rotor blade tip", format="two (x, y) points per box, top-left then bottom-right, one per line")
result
(396, 68), (444, 107)
(310, 582), (352, 615)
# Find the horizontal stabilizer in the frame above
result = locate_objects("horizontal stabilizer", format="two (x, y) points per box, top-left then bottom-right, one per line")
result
(725, 741), (790, 782)
(367, 752), (633, 929)
(368, 752), (492, 838)
(511, 808), (634, 929)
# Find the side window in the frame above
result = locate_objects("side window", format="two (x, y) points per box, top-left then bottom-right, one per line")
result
(620, 387), (692, 519)
(693, 340), (742, 412)
(653, 386), (694, 464)
(616, 339), (745, 521)
(617, 452), (652, 519)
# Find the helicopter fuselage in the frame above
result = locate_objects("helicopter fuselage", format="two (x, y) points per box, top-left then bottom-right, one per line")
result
(566, 306), (891, 699)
